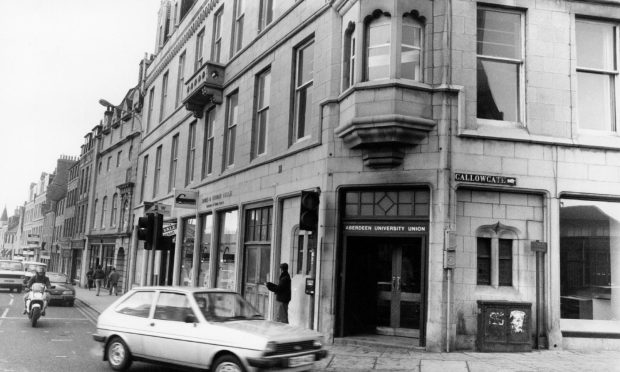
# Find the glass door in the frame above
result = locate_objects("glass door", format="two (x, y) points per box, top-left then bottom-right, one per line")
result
(376, 237), (423, 337)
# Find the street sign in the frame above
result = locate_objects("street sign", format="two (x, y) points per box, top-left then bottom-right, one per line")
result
(455, 173), (517, 186)
(174, 189), (198, 208)
(530, 241), (547, 253)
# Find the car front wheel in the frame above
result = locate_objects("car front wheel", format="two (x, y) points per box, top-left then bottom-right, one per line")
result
(212, 355), (246, 372)
(106, 337), (132, 371)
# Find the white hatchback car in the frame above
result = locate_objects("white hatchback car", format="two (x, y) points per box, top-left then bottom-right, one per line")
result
(93, 286), (327, 372)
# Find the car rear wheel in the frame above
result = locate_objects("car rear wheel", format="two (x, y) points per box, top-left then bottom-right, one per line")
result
(212, 355), (246, 372)
(106, 337), (132, 371)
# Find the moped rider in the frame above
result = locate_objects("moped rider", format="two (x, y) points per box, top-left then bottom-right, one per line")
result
(23, 266), (50, 316)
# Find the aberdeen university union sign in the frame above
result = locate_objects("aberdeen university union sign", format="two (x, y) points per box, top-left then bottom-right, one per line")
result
(455, 172), (517, 186)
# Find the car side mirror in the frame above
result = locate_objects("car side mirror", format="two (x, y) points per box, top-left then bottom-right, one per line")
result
(184, 313), (197, 324)
(51, 285), (56, 289)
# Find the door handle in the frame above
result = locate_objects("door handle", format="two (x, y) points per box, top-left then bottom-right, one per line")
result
(392, 276), (396, 290)
(396, 276), (401, 291)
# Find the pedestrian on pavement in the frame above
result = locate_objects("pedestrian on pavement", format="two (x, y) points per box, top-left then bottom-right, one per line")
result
(86, 267), (94, 290)
(266, 263), (291, 323)
(94, 265), (106, 296)
(108, 267), (120, 296)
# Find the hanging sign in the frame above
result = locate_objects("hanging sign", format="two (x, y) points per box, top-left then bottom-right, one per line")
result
(455, 172), (517, 186)
(174, 189), (198, 209)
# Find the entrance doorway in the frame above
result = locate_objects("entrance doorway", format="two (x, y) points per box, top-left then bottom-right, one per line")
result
(343, 236), (425, 340)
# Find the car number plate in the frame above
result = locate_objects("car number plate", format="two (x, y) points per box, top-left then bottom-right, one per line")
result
(4, 280), (14, 283)
(288, 354), (314, 367)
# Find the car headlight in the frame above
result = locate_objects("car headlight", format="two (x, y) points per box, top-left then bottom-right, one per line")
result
(313, 338), (323, 349)
(62, 290), (73, 295)
(264, 341), (277, 354)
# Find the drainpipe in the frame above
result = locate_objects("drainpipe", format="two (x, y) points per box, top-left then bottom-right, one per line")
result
(439, 0), (454, 353)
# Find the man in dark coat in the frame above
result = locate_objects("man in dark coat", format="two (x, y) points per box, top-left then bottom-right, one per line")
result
(266, 263), (291, 323)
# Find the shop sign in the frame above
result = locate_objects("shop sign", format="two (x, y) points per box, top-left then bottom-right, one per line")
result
(174, 189), (198, 209)
(343, 223), (427, 234)
(455, 172), (516, 186)
(163, 222), (177, 237)
(62, 250), (72, 258)
(40, 251), (50, 259)
(201, 190), (233, 209)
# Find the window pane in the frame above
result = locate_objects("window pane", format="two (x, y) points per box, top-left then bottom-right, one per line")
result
(299, 44), (314, 85)
(499, 239), (512, 286)
(477, 237), (491, 285)
(477, 59), (519, 121)
(576, 21), (615, 70)
(577, 72), (613, 131)
(402, 22), (421, 80)
(367, 20), (390, 81)
(477, 9), (521, 59)
(560, 199), (620, 324)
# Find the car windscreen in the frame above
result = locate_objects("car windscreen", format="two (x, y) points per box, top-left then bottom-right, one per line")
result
(193, 292), (264, 322)
(0, 261), (23, 271)
(48, 274), (68, 283)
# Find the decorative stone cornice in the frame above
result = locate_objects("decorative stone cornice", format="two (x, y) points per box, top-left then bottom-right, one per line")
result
(146, 0), (221, 87)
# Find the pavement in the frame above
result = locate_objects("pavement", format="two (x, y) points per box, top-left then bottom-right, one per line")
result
(74, 286), (620, 372)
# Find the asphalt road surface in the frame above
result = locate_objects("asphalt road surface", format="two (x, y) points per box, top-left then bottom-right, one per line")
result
(0, 289), (186, 372)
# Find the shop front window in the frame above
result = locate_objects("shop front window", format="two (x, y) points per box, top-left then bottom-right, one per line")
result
(181, 218), (196, 286)
(216, 210), (238, 290)
(199, 214), (213, 288)
(560, 199), (620, 328)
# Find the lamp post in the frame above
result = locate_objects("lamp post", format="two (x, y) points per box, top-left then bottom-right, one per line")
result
(98, 98), (143, 132)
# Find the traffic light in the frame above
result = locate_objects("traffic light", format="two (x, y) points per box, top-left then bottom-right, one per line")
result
(299, 190), (320, 231)
(137, 213), (155, 249)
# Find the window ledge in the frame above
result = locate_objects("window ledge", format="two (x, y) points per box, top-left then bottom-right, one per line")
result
(561, 318), (620, 336)
(461, 121), (620, 150)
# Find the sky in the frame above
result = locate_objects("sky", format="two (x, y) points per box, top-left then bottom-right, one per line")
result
(0, 0), (161, 216)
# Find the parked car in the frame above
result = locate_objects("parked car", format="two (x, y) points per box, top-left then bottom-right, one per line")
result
(46, 272), (75, 306)
(21, 261), (47, 286)
(93, 286), (327, 372)
(0, 260), (25, 292)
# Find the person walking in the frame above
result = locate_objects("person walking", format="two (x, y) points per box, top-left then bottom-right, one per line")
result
(94, 265), (106, 296)
(266, 263), (291, 323)
(108, 267), (120, 296)
(86, 267), (94, 290)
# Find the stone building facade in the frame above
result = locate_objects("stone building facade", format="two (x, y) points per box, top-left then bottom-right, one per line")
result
(82, 86), (143, 294)
(116, 0), (620, 352)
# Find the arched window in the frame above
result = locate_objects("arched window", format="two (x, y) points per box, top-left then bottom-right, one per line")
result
(342, 22), (356, 90)
(402, 14), (423, 81)
(365, 11), (391, 81)
(476, 222), (519, 287)
(120, 199), (130, 231)
(110, 194), (118, 227)
(101, 196), (107, 228)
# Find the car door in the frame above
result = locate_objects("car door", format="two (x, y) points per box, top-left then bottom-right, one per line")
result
(141, 291), (203, 367)
(113, 290), (156, 357)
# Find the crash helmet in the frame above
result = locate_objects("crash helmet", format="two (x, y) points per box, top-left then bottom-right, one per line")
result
(35, 266), (46, 275)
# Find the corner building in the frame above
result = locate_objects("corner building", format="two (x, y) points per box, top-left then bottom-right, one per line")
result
(133, 0), (620, 351)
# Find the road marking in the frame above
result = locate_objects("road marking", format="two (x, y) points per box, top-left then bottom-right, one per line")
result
(51, 339), (73, 342)
(1, 309), (8, 318)
(55, 355), (68, 358)
(8, 298), (13, 306)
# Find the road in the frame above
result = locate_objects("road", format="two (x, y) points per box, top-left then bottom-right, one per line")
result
(0, 290), (184, 372)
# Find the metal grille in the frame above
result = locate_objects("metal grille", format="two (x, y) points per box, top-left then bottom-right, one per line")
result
(274, 340), (314, 355)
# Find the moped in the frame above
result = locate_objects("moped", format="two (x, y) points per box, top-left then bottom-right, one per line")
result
(25, 282), (47, 327)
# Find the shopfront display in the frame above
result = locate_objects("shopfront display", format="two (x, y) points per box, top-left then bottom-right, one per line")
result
(560, 199), (620, 334)
(216, 210), (238, 290)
